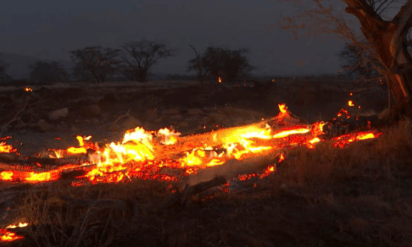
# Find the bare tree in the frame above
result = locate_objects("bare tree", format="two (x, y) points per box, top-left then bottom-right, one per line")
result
(120, 40), (174, 82)
(29, 61), (69, 83)
(277, 0), (412, 121)
(188, 44), (207, 85)
(70, 46), (121, 83)
(187, 46), (253, 83)
(339, 42), (380, 78)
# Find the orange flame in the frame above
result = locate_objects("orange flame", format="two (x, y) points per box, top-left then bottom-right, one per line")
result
(272, 126), (310, 138)
(0, 142), (16, 153)
(6, 222), (28, 229)
(0, 103), (384, 186)
(157, 128), (180, 145)
(333, 131), (382, 148)
(0, 229), (23, 242)
(278, 104), (287, 114)
(278, 153), (285, 163)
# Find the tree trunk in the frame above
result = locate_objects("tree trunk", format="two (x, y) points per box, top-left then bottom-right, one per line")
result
(137, 68), (148, 82)
(344, 0), (412, 121)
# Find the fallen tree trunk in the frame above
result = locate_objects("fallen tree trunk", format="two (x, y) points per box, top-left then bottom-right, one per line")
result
(153, 113), (307, 160)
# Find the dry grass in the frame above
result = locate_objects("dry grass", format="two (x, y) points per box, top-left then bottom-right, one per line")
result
(6, 120), (412, 247)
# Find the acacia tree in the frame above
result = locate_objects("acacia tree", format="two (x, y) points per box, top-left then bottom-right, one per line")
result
(277, 0), (412, 120)
(187, 46), (252, 83)
(29, 61), (69, 83)
(120, 40), (174, 82)
(70, 46), (121, 83)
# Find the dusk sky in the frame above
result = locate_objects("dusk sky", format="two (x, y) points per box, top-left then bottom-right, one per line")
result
(0, 0), (348, 76)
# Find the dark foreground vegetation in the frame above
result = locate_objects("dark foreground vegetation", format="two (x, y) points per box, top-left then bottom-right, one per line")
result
(4, 118), (412, 247)
(0, 79), (410, 246)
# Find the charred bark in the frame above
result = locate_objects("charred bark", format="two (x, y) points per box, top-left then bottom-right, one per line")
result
(344, 0), (412, 122)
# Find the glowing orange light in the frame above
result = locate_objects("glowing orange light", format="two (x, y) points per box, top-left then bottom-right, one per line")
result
(272, 127), (310, 138)
(0, 102), (385, 187)
(6, 222), (28, 229)
(278, 104), (287, 114)
(348, 100), (355, 107)
(67, 147), (87, 154)
(0, 171), (13, 181)
(218, 77), (222, 83)
(278, 153), (285, 163)
(0, 142), (16, 153)
(0, 229), (23, 242)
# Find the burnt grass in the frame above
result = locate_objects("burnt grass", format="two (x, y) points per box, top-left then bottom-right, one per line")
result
(2, 80), (412, 247)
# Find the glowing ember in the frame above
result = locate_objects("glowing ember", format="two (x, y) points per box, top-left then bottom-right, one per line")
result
(0, 229), (23, 242)
(348, 100), (355, 107)
(311, 122), (326, 136)
(278, 153), (286, 163)
(272, 126), (310, 138)
(0, 171), (13, 181)
(278, 104), (287, 114)
(259, 165), (276, 178)
(218, 77), (222, 83)
(333, 131), (382, 148)
(6, 222), (28, 229)
(307, 137), (321, 149)
(67, 147), (87, 155)
(157, 128), (180, 145)
(23, 87), (33, 92)
(0, 142), (16, 153)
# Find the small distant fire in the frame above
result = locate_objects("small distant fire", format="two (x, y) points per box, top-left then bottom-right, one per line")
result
(23, 87), (33, 92)
(218, 77), (222, 83)
(0, 101), (383, 242)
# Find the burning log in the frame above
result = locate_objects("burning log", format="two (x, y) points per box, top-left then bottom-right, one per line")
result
(184, 151), (280, 185)
(0, 154), (19, 163)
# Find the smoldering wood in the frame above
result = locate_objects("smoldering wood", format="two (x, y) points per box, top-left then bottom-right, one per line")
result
(183, 151), (280, 186)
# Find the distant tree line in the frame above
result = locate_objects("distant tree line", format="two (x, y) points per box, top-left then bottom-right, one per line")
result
(0, 37), (370, 85)
(0, 38), (259, 85)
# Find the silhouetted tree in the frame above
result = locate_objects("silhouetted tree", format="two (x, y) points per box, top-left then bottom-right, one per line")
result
(187, 44), (207, 85)
(187, 46), (252, 83)
(120, 40), (174, 82)
(339, 42), (380, 79)
(29, 61), (69, 83)
(0, 60), (12, 83)
(70, 46), (121, 83)
(277, 0), (412, 120)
